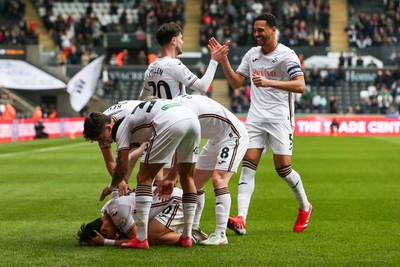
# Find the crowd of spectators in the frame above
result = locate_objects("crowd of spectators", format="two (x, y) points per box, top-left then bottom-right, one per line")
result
(346, 0), (400, 49)
(200, 0), (330, 51)
(357, 68), (400, 115)
(33, 0), (185, 65)
(0, 0), (39, 45)
(0, 93), (58, 120)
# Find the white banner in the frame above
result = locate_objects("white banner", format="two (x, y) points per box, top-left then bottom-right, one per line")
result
(0, 59), (66, 90)
(67, 55), (105, 112)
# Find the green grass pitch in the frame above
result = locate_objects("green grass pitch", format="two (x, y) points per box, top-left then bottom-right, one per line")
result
(0, 136), (399, 266)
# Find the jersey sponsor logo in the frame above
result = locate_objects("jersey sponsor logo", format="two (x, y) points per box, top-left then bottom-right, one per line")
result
(161, 102), (181, 111)
(253, 69), (277, 77)
(271, 57), (278, 63)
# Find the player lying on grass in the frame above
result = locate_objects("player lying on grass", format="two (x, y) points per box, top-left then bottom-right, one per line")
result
(78, 187), (207, 246)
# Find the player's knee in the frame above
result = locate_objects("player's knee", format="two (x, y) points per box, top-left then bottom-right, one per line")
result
(212, 170), (230, 188)
(242, 159), (258, 171)
(276, 165), (292, 178)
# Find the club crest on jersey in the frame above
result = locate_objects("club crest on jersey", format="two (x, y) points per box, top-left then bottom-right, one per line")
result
(271, 57), (278, 63)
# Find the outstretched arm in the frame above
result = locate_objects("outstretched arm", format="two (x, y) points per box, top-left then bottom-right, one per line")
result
(208, 37), (246, 89)
(139, 85), (152, 100)
(188, 40), (230, 94)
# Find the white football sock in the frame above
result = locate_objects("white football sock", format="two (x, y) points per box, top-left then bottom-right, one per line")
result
(193, 189), (205, 229)
(215, 187), (231, 236)
(237, 166), (256, 221)
(282, 169), (309, 211)
(182, 193), (197, 238)
(134, 185), (153, 241)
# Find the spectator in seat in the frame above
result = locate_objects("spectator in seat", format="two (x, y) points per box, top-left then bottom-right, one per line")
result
(32, 106), (43, 121)
(356, 54), (364, 67)
(0, 99), (16, 120)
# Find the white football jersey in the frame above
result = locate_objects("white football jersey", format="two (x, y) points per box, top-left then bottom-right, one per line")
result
(142, 57), (198, 99)
(101, 187), (183, 234)
(236, 44), (303, 125)
(174, 94), (245, 139)
(103, 100), (142, 120)
(116, 99), (198, 150)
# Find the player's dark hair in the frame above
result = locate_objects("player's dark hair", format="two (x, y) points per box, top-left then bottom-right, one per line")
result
(156, 22), (183, 46)
(83, 112), (111, 141)
(77, 218), (102, 245)
(255, 12), (277, 28)
(111, 118), (124, 142)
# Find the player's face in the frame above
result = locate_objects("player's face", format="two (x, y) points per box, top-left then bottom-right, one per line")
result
(253, 20), (276, 46)
(97, 124), (113, 144)
(100, 214), (118, 238)
(174, 33), (183, 55)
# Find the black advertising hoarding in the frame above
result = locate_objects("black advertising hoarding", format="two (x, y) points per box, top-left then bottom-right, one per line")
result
(105, 33), (147, 49)
(0, 46), (26, 60)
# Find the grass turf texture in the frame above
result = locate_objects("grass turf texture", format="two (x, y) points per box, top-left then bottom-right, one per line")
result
(0, 136), (399, 266)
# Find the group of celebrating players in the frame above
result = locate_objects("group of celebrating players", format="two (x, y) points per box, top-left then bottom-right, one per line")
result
(78, 12), (312, 249)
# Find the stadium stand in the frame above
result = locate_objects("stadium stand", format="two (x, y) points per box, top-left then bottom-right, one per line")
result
(0, 0), (40, 45)
(199, 0), (330, 50)
(346, 0), (399, 49)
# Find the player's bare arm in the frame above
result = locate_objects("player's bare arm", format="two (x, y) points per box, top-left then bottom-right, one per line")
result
(100, 149), (129, 201)
(139, 85), (151, 100)
(87, 230), (129, 246)
(101, 147), (116, 177)
(252, 73), (305, 94)
(209, 37), (246, 89)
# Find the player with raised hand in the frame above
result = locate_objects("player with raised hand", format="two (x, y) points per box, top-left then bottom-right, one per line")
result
(209, 12), (312, 234)
(139, 22), (229, 100)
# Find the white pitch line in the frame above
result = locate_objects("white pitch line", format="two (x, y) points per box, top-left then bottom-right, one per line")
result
(0, 141), (89, 158)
